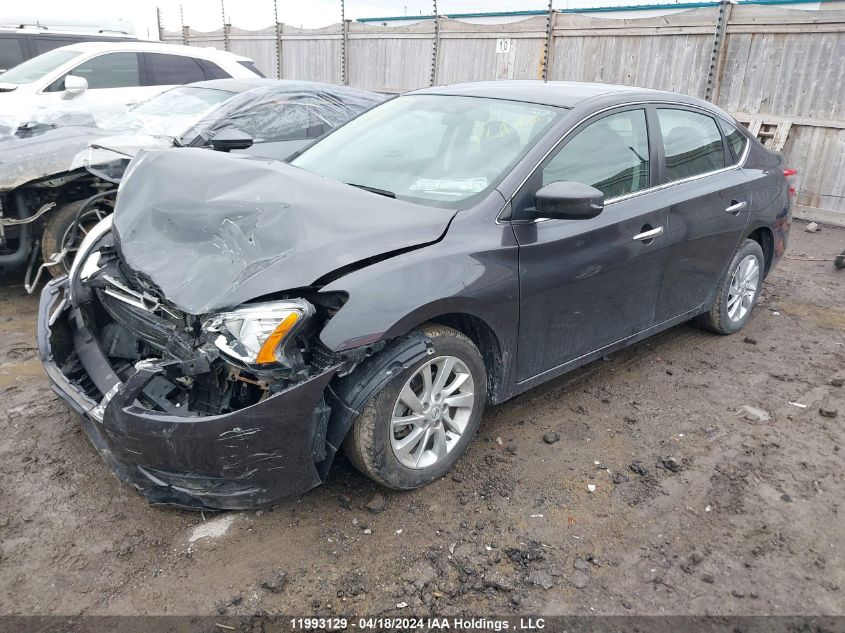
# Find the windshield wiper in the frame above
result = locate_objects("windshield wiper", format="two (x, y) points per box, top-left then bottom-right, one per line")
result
(346, 182), (396, 198)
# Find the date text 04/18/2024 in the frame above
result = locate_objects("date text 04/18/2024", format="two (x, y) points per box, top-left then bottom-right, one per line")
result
(289, 617), (547, 630)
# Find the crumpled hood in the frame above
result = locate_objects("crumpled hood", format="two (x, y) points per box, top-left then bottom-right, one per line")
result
(113, 148), (457, 315)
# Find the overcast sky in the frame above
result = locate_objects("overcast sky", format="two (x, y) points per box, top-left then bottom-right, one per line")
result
(5, 1), (550, 38)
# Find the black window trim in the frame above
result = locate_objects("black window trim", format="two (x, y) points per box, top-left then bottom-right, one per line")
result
(497, 100), (751, 225)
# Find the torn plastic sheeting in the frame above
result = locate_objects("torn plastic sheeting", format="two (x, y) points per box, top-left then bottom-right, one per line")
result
(0, 125), (109, 192)
(113, 148), (456, 316)
(183, 82), (385, 144)
(0, 99), (135, 139)
(0, 82), (383, 192)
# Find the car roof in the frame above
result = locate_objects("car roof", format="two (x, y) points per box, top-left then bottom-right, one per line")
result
(410, 80), (707, 110)
(186, 78), (381, 97)
(58, 40), (250, 61)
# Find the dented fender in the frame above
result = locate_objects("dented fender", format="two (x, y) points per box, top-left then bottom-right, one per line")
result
(317, 205), (521, 401)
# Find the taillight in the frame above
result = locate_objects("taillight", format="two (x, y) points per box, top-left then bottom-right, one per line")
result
(783, 168), (797, 197)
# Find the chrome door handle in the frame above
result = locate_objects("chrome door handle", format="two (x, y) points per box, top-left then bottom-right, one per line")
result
(633, 226), (664, 241)
(725, 201), (747, 214)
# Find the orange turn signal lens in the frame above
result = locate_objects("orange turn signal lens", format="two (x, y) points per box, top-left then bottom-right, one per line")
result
(255, 312), (300, 365)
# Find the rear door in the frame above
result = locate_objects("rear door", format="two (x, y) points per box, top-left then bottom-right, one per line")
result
(651, 106), (752, 322)
(512, 106), (669, 381)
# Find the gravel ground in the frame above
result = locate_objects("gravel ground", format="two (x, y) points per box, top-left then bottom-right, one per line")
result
(0, 221), (843, 617)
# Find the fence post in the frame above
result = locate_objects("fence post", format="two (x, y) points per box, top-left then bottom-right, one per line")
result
(430, 0), (441, 87)
(542, 1), (557, 81)
(705, 0), (733, 102)
(180, 4), (187, 45)
(340, 0), (348, 85)
(156, 7), (164, 41)
(342, 19), (350, 85)
(221, 0), (230, 51)
(276, 22), (284, 78)
(273, 0), (283, 79)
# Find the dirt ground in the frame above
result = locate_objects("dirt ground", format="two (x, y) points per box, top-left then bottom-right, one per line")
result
(0, 221), (843, 618)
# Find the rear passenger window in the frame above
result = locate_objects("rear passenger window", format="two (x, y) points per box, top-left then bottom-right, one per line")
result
(147, 53), (206, 85)
(0, 37), (24, 72)
(65, 52), (140, 89)
(543, 109), (650, 200)
(657, 109), (725, 181)
(722, 122), (748, 164)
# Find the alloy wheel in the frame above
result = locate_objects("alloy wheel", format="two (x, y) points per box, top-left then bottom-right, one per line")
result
(727, 254), (760, 323)
(390, 355), (475, 470)
(57, 206), (109, 273)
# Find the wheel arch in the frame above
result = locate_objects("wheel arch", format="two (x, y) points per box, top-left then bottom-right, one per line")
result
(746, 226), (774, 276)
(320, 307), (508, 472)
(422, 312), (505, 404)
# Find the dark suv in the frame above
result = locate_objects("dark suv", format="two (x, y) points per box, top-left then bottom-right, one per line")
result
(38, 80), (793, 511)
(0, 26), (136, 73)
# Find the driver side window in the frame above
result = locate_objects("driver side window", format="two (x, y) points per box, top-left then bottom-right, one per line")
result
(543, 109), (650, 200)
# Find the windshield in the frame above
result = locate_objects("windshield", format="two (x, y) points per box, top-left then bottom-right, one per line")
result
(0, 49), (84, 85)
(291, 94), (563, 208)
(100, 86), (234, 139)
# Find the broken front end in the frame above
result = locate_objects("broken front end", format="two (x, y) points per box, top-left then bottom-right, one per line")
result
(37, 224), (368, 510)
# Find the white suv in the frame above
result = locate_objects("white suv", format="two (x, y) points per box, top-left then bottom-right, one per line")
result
(0, 41), (265, 132)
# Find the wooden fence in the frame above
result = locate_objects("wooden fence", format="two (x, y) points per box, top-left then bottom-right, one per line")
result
(164, 4), (845, 225)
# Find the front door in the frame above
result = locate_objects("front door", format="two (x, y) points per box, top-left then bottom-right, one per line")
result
(511, 107), (669, 382)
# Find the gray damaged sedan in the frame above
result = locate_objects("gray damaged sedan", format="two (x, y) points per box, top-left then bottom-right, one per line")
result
(38, 80), (793, 510)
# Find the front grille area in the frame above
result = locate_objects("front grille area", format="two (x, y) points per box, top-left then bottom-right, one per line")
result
(96, 289), (196, 361)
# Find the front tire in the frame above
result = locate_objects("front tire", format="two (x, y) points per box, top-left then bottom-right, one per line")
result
(343, 324), (487, 490)
(41, 199), (112, 278)
(698, 238), (765, 334)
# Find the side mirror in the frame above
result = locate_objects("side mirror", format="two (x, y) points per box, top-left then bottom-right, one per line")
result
(63, 75), (88, 98)
(534, 181), (604, 220)
(210, 127), (254, 152)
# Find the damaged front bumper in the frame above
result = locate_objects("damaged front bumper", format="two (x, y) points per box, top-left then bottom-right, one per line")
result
(37, 276), (338, 511)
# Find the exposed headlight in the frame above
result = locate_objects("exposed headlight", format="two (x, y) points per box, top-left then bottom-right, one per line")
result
(203, 299), (314, 367)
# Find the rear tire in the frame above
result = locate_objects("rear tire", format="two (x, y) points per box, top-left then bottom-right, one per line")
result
(343, 324), (487, 490)
(698, 238), (765, 334)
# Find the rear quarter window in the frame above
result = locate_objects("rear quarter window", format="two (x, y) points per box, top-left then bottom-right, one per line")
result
(237, 60), (266, 78)
(197, 59), (231, 80)
(721, 121), (749, 164)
